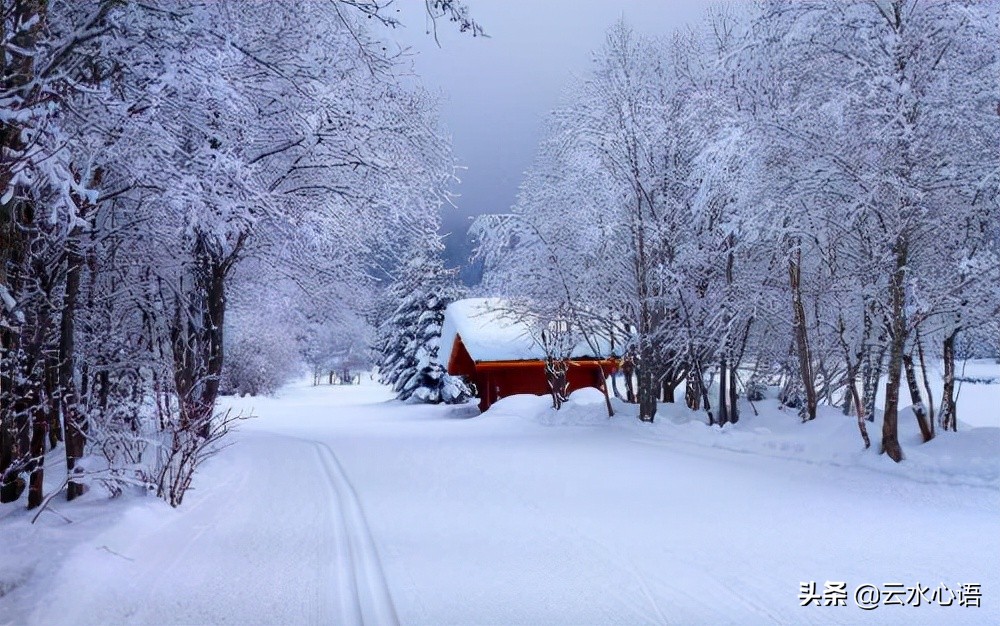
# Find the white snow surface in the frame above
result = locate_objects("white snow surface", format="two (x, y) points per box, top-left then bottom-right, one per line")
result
(1, 374), (998, 625)
(438, 298), (607, 365)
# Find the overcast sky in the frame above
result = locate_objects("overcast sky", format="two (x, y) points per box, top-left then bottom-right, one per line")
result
(386, 0), (716, 276)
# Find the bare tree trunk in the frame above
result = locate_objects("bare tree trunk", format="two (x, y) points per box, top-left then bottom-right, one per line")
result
(197, 260), (226, 438)
(20, 237), (60, 511)
(728, 317), (753, 425)
(597, 365), (614, 418)
(1, 301), (29, 502)
(685, 367), (701, 411)
(609, 329), (623, 402)
(632, 188), (657, 422)
(1, 389), (31, 503)
(699, 371), (713, 425)
(915, 331), (934, 438)
(717, 356), (729, 426)
(661, 373), (675, 403)
(26, 401), (48, 510)
(902, 353), (933, 443)
(610, 369), (622, 400)
(171, 234), (239, 441)
(789, 244), (817, 421)
(621, 355), (636, 403)
(861, 307), (884, 422)
(842, 385), (853, 415)
(25, 271), (55, 510)
(0, 304), (15, 492)
(694, 359), (713, 424)
(881, 237), (908, 463)
(545, 358), (568, 410)
(45, 357), (61, 449)
(940, 329), (958, 432)
(835, 313), (871, 449)
(850, 380), (871, 449)
(728, 362), (739, 424)
(637, 353), (656, 422)
(61, 244), (87, 500)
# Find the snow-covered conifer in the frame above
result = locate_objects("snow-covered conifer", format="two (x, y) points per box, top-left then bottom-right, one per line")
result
(377, 232), (470, 404)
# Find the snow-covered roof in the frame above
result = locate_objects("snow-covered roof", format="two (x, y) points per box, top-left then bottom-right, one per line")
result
(439, 298), (611, 365)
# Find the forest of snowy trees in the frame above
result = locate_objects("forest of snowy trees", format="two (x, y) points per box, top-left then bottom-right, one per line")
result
(1, 0), (998, 516)
(475, 2), (1000, 461)
(0, 0), (480, 508)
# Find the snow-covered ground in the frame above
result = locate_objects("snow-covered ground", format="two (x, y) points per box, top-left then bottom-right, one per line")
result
(2, 370), (998, 625)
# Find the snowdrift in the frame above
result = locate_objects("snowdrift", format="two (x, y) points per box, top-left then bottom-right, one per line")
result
(481, 389), (1000, 490)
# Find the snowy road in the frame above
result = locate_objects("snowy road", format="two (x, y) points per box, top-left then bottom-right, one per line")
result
(18, 380), (1000, 625)
(25, 426), (399, 625)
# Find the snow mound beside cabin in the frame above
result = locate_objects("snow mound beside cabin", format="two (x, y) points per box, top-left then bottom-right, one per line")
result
(486, 388), (613, 426)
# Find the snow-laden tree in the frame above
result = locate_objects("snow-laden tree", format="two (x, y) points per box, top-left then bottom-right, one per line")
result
(377, 230), (470, 404)
(1, 0), (479, 508)
(1, 0), (123, 506)
(477, 16), (770, 424)
(477, 21), (685, 422)
(475, 1), (999, 462)
(113, 1), (460, 501)
(748, 0), (1000, 458)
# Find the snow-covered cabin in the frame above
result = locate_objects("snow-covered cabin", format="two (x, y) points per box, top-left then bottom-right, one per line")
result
(439, 298), (618, 411)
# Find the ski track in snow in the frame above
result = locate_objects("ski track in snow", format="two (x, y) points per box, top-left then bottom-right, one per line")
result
(309, 439), (400, 626)
(19, 430), (399, 626)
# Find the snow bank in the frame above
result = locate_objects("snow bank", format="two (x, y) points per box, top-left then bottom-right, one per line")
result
(0, 462), (141, 623)
(481, 392), (1000, 490)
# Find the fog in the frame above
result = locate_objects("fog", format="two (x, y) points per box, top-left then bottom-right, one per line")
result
(387, 0), (717, 280)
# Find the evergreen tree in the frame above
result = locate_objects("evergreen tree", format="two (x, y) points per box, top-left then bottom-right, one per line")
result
(377, 237), (471, 404)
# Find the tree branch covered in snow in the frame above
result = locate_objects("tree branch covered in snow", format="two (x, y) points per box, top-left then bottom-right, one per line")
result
(475, 1), (1000, 460)
(1, 0), (472, 508)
